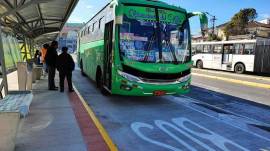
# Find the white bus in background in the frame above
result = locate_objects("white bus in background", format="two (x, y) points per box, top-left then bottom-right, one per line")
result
(192, 40), (270, 74)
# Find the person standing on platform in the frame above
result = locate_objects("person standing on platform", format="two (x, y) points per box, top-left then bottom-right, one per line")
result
(41, 43), (49, 75)
(34, 50), (42, 65)
(56, 47), (75, 92)
(45, 41), (58, 90)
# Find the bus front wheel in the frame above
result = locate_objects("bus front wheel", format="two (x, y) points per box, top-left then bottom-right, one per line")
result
(80, 60), (86, 76)
(96, 69), (108, 95)
(234, 63), (245, 74)
(196, 60), (203, 69)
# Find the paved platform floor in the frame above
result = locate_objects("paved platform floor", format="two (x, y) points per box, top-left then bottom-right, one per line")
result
(15, 77), (87, 151)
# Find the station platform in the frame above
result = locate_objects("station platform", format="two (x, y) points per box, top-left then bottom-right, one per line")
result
(14, 75), (110, 151)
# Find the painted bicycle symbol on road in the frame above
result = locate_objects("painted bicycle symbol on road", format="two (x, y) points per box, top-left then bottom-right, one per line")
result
(131, 117), (249, 151)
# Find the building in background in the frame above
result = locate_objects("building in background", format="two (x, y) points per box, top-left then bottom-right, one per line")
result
(57, 23), (83, 53)
(216, 20), (270, 41)
(259, 18), (270, 24)
(192, 19), (270, 42)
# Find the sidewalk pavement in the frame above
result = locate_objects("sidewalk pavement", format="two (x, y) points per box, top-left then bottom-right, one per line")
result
(14, 74), (110, 151)
(15, 76), (87, 151)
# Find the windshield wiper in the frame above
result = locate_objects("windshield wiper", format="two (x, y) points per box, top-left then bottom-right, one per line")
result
(143, 31), (157, 62)
(163, 39), (178, 64)
(162, 30), (178, 64)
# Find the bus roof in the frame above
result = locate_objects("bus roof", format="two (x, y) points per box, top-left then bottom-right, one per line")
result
(118, 0), (186, 13)
(192, 40), (257, 45)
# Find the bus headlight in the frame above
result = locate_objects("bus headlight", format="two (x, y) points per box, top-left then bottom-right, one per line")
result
(178, 74), (191, 83)
(118, 70), (143, 83)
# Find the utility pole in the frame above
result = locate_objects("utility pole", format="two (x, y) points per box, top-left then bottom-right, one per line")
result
(206, 12), (217, 35)
(211, 16), (217, 35)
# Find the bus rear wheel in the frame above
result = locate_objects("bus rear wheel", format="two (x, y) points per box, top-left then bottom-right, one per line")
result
(196, 60), (203, 69)
(234, 63), (245, 74)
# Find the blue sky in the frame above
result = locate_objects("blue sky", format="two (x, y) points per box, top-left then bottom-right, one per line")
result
(68, 0), (270, 34)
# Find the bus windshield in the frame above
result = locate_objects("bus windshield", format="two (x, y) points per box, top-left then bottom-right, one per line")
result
(119, 7), (190, 64)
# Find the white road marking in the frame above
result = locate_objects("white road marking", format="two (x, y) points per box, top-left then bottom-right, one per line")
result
(192, 68), (270, 82)
(155, 120), (215, 151)
(131, 118), (249, 151)
(172, 118), (249, 151)
(131, 122), (182, 151)
(172, 96), (270, 142)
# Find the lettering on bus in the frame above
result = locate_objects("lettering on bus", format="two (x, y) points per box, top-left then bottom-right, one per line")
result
(126, 7), (185, 24)
(159, 9), (182, 24)
(128, 8), (156, 21)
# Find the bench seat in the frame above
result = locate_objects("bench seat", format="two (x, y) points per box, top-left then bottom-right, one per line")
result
(0, 91), (33, 117)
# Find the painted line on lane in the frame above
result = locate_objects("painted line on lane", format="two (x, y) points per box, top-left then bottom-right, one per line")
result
(192, 72), (270, 89)
(171, 95), (270, 142)
(192, 68), (270, 82)
(73, 85), (119, 151)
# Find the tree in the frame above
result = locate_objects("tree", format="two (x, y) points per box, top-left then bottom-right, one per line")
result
(224, 8), (257, 37)
(207, 33), (221, 41)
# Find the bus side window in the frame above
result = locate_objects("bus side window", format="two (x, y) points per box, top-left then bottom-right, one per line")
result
(203, 45), (212, 53)
(234, 44), (244, 55)
(88, 26), (91, 34)
(223, 44), (234, 54)
(196, 45), (203, 53)
(84, 28), (87, 36)
(244, 43), (255, 55)
(192, 46), (196, 55)
(92, 22), (96, 32)
(213, 45), (222, 54)
(99, 17), (105, 33)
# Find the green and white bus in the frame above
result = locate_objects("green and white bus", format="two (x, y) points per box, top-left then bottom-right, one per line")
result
(78, 0), (207, 96)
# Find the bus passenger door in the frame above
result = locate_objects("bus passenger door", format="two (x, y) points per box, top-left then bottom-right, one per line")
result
(222, 44), (233, 70)
(212, 44), (222, 70)
(103, 21), (114, 90)
(201, 45), (213, 68)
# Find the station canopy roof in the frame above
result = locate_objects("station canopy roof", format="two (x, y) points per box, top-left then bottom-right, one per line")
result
(0, 0), (79, 44)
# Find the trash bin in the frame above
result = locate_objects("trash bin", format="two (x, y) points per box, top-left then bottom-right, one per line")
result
(17, 62), (28, 91)
(27, 71), (32, 90)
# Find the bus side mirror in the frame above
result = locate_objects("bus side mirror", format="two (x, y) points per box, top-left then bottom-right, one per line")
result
(188, 12), (208, 37)
(110, 0), (118, 8)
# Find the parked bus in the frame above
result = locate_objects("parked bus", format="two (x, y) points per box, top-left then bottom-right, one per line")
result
(77, 0), (207, 96)
(192, 40), (270, 74)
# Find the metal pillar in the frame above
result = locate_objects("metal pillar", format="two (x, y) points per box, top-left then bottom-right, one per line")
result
(0, 28), (8, 98)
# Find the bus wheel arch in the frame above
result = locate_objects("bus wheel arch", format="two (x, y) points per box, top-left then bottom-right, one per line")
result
(234, 62), (245, 74)
(196, 60), (203, 69)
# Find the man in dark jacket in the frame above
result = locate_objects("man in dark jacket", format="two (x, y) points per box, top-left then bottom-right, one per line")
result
(45, 41), (58, 90)
(56, 47), (75, 92)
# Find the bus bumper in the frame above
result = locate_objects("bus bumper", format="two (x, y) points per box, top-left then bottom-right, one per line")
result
(112, 75), (191, 96)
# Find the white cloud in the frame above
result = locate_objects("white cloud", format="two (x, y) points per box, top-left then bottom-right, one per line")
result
(68, 17), (83, 23)
(86, 5), (93, 9)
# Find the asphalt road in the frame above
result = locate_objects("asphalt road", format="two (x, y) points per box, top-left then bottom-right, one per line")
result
(73, 67), (270, 151)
